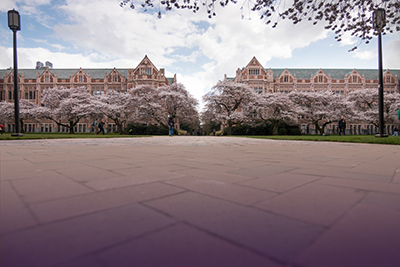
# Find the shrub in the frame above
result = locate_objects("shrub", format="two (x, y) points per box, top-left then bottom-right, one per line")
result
(125, 123), (174, 135)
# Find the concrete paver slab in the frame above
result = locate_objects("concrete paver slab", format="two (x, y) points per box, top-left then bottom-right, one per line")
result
(255, 183), (365, 226)
(318, 177), (400, 194)
(164, 176), (277, 205)
(145, 191), (324, 262)
(238, 172), (321, 193)
(29, 182), (185, 223)
(11, 172), (94, 203)
(295, 203), (400, 267)
(1, 181), (38, 233)
(1, 203), (176, 267)
(97, 223), (283, 267)
(229, 165), (295, 178)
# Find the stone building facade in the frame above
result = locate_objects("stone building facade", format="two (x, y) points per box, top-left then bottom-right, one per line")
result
(226, 57), (400, 135)
(0, 55), (176, 133)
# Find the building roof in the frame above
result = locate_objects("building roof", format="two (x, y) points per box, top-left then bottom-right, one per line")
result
(269, 68), (400, 80)
(0, 68), (131, 80)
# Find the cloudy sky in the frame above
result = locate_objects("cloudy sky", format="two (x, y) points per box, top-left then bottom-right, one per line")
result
(1, 0), (399, 108)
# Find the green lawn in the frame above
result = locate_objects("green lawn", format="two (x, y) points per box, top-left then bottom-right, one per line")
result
(246, 135), (400, 145)
(0, 132), (147, 140)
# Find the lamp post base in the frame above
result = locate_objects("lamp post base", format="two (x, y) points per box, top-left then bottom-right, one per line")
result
(375, 133), (388, 138)
(11, 133), (24, 137)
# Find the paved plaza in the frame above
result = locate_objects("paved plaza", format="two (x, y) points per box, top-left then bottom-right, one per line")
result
(1, 136), (400, 267)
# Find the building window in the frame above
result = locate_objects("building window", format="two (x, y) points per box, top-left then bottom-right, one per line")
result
(45, 76), (49, 82)
(352, 76), (357, 83)
(140, 68), (152, 75)
(25, 92), (29, 99)
(284, 75), (289, 83)
(9, 91), (12, 100)
(113, 76), (118, 82)
(249, 69), (260, 75)
(78, 76), (83, 82)
(318, 76), (323, 83)
(385, 76), (391, 83)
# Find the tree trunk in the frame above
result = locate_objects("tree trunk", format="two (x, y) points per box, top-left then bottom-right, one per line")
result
(228, 120), (232, 136)
(117, 122), (124, 134)
(272, 120), (281, 135)
(20, 118), (25, 133)
(315, 122), (324, 135)
(69, 121), (74, 134)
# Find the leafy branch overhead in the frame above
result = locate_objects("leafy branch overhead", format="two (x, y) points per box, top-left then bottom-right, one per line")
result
(120, 0), (400, 50)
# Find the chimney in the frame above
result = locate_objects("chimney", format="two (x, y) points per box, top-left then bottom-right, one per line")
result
(45, 61), (53, 68)
(36, 61), (44, 69)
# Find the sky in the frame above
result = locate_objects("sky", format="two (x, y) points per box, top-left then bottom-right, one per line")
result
(1, 0), (399, 109)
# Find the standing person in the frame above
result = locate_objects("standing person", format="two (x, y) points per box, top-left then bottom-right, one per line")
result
(97, 119), (105, 135)
(168, 116), (175, 137)
(192, 128), (195, 136)
(338, 116), (346, 136)
(93, 119), (99, 135)
(213, 129), (216, 136)
(0, 124), (3, 135)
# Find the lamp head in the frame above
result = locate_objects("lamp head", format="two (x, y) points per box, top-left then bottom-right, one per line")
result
(8, 9), (21, 31)
(373, 8), (386, 31)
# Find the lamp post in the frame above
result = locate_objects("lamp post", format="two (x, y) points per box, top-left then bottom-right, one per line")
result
(373, 8), (388, 138)
(8, 9), (23, 137)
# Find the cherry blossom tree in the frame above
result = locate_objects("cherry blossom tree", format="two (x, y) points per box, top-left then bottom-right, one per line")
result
(252, 93), (298, 135)
(130, 84), (165, 125)
(158, 83), (199, 127)
(40, 87), (95, 134)
(0, 100), (43, 133)
(0, 101), (14, 125)
(289, 90), (352, 135)
(202, 80), (257, 135)
(120, 0), (399, 50)
(95, 90), (136, 134)
(347, 89), (400, 128)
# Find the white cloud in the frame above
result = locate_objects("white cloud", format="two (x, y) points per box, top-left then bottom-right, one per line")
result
(353, 50), (376, 60)
(384, 36), (400, 69)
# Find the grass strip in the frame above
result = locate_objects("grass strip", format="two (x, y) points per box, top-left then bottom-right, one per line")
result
(0, 133), (148, 140)
(245, 135), (400, 145)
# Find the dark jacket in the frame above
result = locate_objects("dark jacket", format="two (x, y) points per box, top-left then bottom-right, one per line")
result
(338, 119), (346, 129)
(168, 117), (175, 128)
(98, 121), (105, 129)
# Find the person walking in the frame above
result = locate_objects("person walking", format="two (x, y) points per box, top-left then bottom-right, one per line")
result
(393, 126), (399, 136)
(168, 116), (175, 137)
(338, 116), (346, 136)
(97, 119), (105, 135)
(93, 119), (99, 135)
(0, 124), (3, 135)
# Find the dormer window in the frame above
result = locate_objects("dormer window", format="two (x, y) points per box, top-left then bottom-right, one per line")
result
(140, 68), (152, 75)
(352, 76), (357, 83)
(318, 76), (324, 83)
(385, 76), (391, 83)
(78, 76), (83, 83)
(112, 76), (118, 82)
(249, 69), (260, 75)
(45, 76), (49, 82)
(284, 75), (289, 83)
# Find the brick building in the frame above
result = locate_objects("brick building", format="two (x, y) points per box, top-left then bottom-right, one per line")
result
(0, 55), (176, 133)
(226, 57), (400, 135)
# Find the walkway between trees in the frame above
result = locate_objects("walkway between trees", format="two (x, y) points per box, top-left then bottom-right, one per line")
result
(1, 137), (400, 267)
